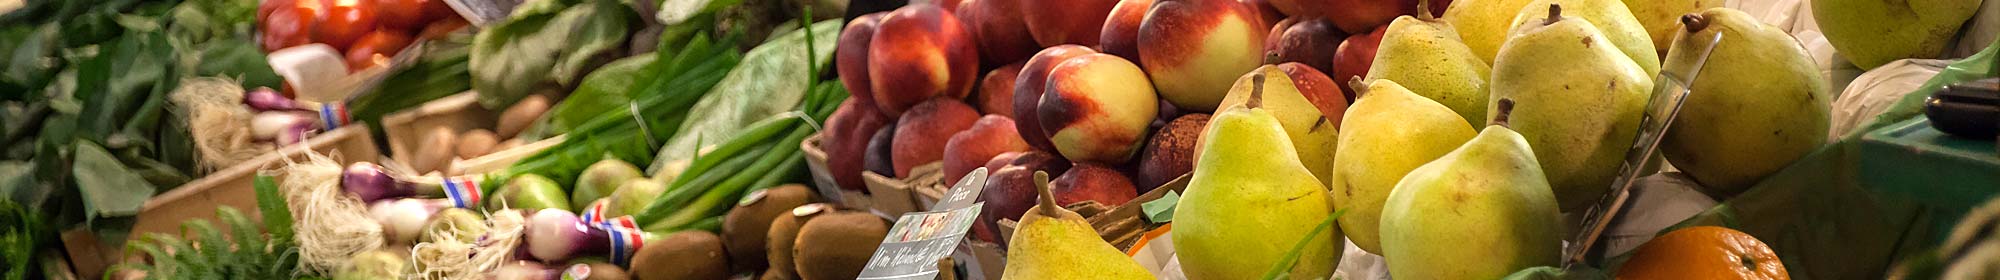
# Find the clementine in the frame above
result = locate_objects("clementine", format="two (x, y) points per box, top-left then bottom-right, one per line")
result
(1617, 226), (1788, 280)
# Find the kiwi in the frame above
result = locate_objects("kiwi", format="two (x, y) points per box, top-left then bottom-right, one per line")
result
(793, 211), (890, 280)
(765, 203), (834, 279)
(563, 262), (631, 280)
(629, 231), (730, 280)
(722, 184), (820, 273)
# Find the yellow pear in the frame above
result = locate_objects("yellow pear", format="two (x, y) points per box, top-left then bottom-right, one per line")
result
(1815, 0), (1983, 69)
(1219, 65), (1340, 187)
(1367, 2), (1493, 125)
(1330, 79), (1477, 254)
(1660, 8), (1831, 195)
(1176, 73), (1341, 280)
(1002, 172), (1155, 280)
(1488, 4), (1652, 212)
(1380, 99), (1565, 280)
(1508, 0), (1660, 75)
(1622, 0), (1723, 55)
(1445, 0), (1540, 64)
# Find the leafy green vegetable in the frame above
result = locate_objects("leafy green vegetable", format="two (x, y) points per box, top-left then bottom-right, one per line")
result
(646, 19), (840, 175)
(470, 0), (636, 109)
(71, 141), (156, 219)
(527, 51), (657, 138)
(111, 206), (308, 279)
(0, 199), (48, 280)
(348, 34), (474, 128)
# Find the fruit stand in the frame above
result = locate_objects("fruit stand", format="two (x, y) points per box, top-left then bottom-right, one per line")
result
(3, 0), (1998, 279)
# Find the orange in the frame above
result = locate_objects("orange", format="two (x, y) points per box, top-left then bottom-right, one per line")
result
(1617, 226), (1788, 280)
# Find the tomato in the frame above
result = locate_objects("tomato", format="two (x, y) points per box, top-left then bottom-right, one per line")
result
(417, 14), (469, 40)
(260, 4), (317, 52)
(315, 0), (378, 50)
(344, 30), (414, 71)
(374, 0), (426, 32)
(258, 0), (297, 24)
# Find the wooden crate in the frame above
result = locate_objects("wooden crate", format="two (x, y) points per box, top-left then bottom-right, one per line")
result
(65, 124), (380, 277)
(380, 91), (495, 173)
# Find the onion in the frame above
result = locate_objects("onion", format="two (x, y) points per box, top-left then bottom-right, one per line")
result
(342, 162), (419, 203)
(490, 261), (561, 280)
(369, 198), (449, 245)
(251, 110), (320, 144)
(243, 87), (300, 111)
(523, 209), (611, 263)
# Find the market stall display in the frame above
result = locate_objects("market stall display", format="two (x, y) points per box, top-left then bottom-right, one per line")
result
(5, 0), (1998, 278)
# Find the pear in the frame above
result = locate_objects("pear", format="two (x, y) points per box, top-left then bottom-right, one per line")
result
(1622, 0), (1722, 55)
(1444, 0), (1540, 64)
(1380, 99), (1565, 280)
(1330, 78), (1477, 254)
(1815, 0), (1982, 69)
(1218, 65), (1340, 187)
(1660, 8), (1831, 196)
(1507, 0), (1660, 76)
(1488, 4), (1652, 212)
(1366, 0), (1492, 125)
(1175, 73), (1341, 280)
(1002, 172), (1155, 280)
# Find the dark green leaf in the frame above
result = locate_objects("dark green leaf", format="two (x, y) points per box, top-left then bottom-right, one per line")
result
(469, 0), (635, 109)
(253, 174), (293, 243)
(69, 141), (155, 219)
(532, 51), (657, 137)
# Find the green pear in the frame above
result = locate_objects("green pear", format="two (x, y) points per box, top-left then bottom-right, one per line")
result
(1815, 0), (1982, 69)
(1002, 172), (1156, 280)
(1219, 65), (1340, 187)
(1660, 8), (1831, 196)
(1380, 99), (1564, 280)
(1622, 0), (1723, 55)
(1330, 79), (1477, 254)
(1509, 0), (1660, 76)
(1366, 3), (1493, 125)
(1176, 73), (1341, 280)
(1489, 4), (1652, 212)
(1445, 0), (1541, 64)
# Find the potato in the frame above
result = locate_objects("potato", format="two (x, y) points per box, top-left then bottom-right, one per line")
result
(497, 94), (552, 139)
(413, 127), (457, 173)
(458, 129), (499, 159)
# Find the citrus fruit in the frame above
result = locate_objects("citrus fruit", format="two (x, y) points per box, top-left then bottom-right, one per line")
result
(1617, 226), (1787, 280)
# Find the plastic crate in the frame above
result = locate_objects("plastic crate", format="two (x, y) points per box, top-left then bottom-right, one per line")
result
(1859, 116), (2000, 242)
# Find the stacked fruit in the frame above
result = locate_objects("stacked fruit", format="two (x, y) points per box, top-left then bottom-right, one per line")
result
(257, 0), (467, 70)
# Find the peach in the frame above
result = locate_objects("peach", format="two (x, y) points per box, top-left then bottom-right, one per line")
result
(978, 151), (1071, 248)
(1270, 18), (1344, 74)
(961, 0), (1040, 64)
(1136, 113), (1209, 191)
(1264, 17), (1298, 53)
(1013, 45), (1098, 154)
(1331, 24), (1386, 101)
(891, 98), (983, 177)
(1270, 0), (1397, 34)
(942, 115), (1032, 185)
(836, 13), (886, 114)
(985, 151), (1024, 172)
(1277, 62), (1348, 128)
(975, 63), (1024, 117)
(864, 123), (898, 178)
(1038, 54), (1160, 163)
(1138, 0), (1268, 112)
(824, 100), (894, 191)
(1098, 0), (1154, 65)
(1052, 163), (1141, 206)
(869, 4), (980, 115)
(1021, 0), (1119, 47)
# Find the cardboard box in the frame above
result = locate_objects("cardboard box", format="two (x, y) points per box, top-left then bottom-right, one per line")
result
(801, 133), (939, 216)
(66, 124), (379, 277)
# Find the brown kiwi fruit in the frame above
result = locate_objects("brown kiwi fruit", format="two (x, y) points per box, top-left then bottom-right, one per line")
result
(765, 203), (834, 280)
(629, 231), (730, 280)
(792, 211), (891, 280)
(722, 184), (819, 273)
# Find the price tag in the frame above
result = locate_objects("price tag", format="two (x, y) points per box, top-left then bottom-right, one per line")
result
(1563, 31), (1723, 268)
(932, 167), (988, 210)
(855, 204), (983, 280)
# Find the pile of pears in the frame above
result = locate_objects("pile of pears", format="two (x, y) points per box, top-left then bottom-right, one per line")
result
(996, 0), (1832, 278)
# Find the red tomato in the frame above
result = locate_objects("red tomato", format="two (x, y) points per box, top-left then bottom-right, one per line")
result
(345, 30), (414, 71)
(374, 0), (426, 32)
(258, 0), (297, 24)
(417, 15), (469, 40)
(315, 0), (378, 50)
(260, 5), (317, 52)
